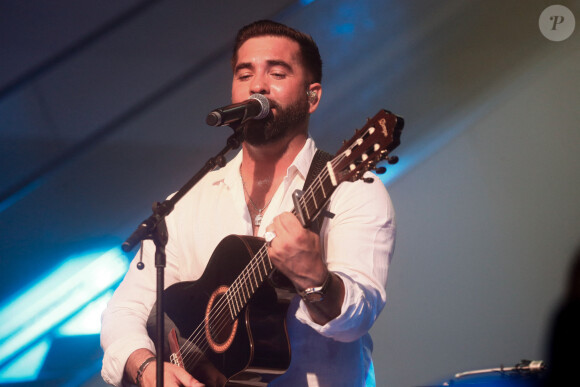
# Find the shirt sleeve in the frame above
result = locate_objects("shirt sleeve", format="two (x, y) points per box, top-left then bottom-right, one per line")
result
(100, 222), (186, 385)
(295, 173), (396, 342)
(99, 162), (237, 386)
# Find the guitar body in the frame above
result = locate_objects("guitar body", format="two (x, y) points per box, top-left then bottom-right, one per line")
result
(148, 235), (291, 386)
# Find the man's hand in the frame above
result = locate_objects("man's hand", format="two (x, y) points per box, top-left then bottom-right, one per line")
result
(126, 349), (204, 387)
(266, 212), (326, 290)
(140, 361), (204, 387)
(266, 212), (345, 325)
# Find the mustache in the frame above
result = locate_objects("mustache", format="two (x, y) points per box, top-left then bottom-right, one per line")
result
(266, 98), (280, 110)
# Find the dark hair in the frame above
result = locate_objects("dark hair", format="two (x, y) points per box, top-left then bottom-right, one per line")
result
(231, 20), (322, 84)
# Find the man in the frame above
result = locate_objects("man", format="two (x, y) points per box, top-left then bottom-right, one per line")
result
(101, 20), (396, 386)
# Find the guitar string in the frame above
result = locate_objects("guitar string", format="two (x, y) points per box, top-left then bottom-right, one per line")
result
(170, 138), (376, 370)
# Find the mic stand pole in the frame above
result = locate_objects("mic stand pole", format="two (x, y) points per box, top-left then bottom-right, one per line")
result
(122, 124), (244, 387)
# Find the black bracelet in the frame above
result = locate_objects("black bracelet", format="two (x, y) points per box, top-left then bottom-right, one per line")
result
(135, 356), (156, 386)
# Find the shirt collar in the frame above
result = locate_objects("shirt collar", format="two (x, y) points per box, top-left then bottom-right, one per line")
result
(291, 137), (317, 181)
(220, 137), (317, 189)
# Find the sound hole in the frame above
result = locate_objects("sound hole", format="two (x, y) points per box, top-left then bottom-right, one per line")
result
(205, 285), (238, 353)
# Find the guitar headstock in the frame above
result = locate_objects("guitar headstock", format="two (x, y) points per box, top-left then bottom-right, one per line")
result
(332, 109), (404, 184)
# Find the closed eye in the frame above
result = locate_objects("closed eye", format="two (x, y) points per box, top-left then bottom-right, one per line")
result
(236, 73), (252, 81)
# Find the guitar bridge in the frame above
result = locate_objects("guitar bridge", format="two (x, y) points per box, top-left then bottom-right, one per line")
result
(168, 328), (184, 368)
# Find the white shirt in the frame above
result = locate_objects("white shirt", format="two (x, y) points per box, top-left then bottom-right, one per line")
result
(101, 138), (396, 386)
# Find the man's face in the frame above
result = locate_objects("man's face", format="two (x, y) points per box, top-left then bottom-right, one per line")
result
(231, 36), (316, 145)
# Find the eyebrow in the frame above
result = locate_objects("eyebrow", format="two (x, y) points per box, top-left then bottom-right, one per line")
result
(234, 59), (294, 74)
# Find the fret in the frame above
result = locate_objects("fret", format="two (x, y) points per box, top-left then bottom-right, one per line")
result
(308, 196), (319, 215)
(320, 174), (328, 199)
(250, 266), (258, 290)
(257, 260), (264, 282)
(245, 270), (253, 298)
(261, 253), (269, 278)
(240, 268), (251, 298)
(252, 266), (259, 291)
(246, 268), (254, 299)
(242, 273), (251, 299)
(302, 199), (311, 221)
(234, 281), (244, 316)
(266, 254), (274, 271)
(240, 279), (249, 304)
(323, 177), (334, 199)
(255, 255), (264, 284)
(261, 257), (268, 280)
(310, 180), (320, 209)
(226, 292), (236, 320)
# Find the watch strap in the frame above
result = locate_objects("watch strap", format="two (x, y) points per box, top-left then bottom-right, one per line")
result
(297, 271), (332, 302)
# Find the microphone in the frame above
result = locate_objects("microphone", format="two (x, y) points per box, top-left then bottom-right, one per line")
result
(206, 94), (270, 126)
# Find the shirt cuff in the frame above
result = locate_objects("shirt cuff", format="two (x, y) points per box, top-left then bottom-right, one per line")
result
(295, 272), (372, 342)
(101, 334), (156, 387)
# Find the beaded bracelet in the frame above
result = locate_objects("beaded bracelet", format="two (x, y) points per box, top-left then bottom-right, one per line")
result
(135, 356), (156, 386)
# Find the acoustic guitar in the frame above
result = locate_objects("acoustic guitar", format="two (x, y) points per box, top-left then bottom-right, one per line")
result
(147, 109), (404, 386)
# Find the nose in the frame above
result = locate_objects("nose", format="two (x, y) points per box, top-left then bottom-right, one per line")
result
(250, 74), (269, 95)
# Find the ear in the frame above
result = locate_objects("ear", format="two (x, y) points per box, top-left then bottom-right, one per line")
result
(307, 83), (322, 113)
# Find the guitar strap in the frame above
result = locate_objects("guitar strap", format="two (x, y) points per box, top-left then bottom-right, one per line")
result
(304, 149), (333, 191)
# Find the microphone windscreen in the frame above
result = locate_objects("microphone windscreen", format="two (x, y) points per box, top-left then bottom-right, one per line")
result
(249, 94), (270, 119)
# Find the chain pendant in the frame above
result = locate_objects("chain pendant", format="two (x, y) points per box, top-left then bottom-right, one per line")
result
(254, 213), (263, 226)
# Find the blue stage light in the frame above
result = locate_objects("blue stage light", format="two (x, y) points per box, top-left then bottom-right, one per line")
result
(0, 247), (129, 381)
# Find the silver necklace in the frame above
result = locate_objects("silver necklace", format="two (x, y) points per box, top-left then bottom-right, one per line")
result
(240, 171), (273, 226)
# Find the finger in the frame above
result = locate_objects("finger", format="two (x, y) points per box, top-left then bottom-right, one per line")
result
(172, 365), (204, 387)
(272, 213), (294, 238)
(264, 230), (277, 247)
(282, 212), (307, 234)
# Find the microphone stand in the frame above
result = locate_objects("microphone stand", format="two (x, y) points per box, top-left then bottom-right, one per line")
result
(122, 123), (244, 387)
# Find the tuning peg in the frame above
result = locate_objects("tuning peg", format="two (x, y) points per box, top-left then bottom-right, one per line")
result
(387, 155), (399, 165)
(363, 177), (375, 183)
(374, 166), (387, 174)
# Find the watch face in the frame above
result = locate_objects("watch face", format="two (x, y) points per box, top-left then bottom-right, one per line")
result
(300, 272), (332, 303)
(304, 292), (324, 302)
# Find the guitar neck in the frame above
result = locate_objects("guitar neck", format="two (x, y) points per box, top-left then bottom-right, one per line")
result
(292, 158), (338, 228)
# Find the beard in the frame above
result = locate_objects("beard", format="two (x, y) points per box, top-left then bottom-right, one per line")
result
(242, 96), (310, 146)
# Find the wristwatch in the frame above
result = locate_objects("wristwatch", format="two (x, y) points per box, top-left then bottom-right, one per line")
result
(297, 271), (332, 303)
